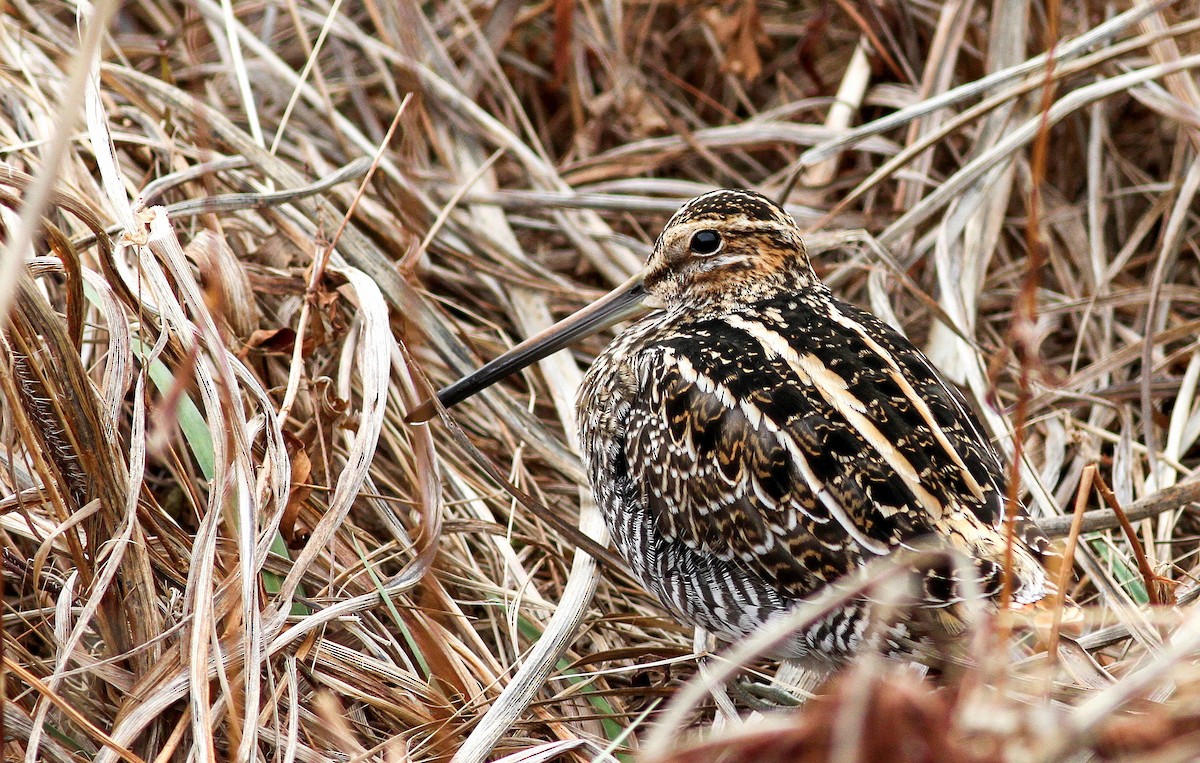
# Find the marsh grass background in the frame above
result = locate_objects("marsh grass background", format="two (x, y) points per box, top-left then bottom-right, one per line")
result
(2, 1), (1200, 760)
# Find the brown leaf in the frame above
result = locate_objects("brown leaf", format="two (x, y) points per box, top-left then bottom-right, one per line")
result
(280, 430), (313, 546)
(702, 1), (769, 81)
(244, 327), (298, 355)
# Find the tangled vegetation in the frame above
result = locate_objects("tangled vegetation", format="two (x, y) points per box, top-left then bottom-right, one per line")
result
(2, 1), (1200, 761)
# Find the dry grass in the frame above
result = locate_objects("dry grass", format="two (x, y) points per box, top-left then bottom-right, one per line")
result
(2, 1), (1200, 761)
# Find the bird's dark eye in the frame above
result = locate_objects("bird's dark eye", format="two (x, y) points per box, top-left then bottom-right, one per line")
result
(689, 229), (722, 255)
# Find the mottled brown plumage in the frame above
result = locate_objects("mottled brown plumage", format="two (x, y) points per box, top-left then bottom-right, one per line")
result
(424, 189), (1049, 666)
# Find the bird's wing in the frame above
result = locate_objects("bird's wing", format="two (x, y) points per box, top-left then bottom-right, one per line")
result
(621, 294), (1020, 599)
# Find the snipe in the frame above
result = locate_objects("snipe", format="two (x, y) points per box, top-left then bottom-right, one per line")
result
(413, 189), (1048, 666)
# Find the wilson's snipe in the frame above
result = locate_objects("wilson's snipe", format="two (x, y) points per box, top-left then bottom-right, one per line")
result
(414, 189), (1048, 666)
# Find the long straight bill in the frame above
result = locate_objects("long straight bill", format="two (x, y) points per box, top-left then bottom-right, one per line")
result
(407, 274), (648, 423)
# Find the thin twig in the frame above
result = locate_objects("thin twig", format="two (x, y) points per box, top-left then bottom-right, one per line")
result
(1094, 471), (1172, 606)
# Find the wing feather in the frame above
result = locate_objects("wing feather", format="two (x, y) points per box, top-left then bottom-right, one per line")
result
(616, 292), (1032, 600)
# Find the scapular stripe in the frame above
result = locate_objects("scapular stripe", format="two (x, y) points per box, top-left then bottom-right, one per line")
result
(670, 348), (887, 553)
(824, 303), (989, 503)
(724, 312), (948, 523)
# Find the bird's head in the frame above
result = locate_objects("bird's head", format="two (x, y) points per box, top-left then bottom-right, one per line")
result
(642, 189), (817, 309)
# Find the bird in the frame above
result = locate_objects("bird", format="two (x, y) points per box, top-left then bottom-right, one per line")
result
(413, 189), (1049, 668)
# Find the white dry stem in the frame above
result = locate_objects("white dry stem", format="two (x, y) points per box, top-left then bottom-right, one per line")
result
(802, 38), (871, 189)
(216, 0), (264, 147)
(80, 269), (134, 443)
